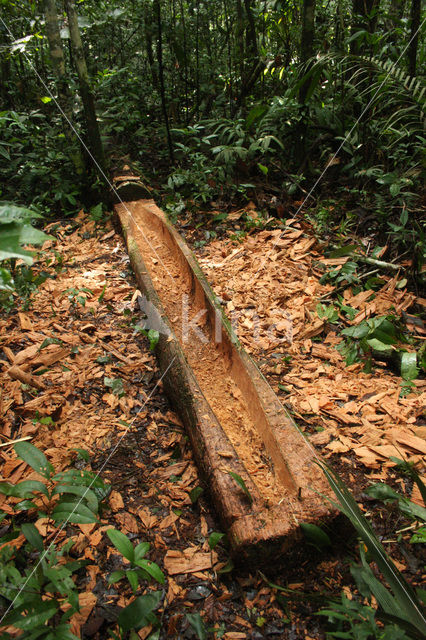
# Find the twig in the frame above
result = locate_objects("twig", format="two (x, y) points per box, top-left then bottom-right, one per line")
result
(7, 365), (45, 391)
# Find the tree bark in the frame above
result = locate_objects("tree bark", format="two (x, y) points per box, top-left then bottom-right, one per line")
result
(144, 6), (158, 87)
(408, 0), (420, 76)
(299, 0), (316, 102)
(44, 0), (84, 175)
(64, 0), (105, 173)
(154, 0), (174, 163)
(350, 0), (381, 54)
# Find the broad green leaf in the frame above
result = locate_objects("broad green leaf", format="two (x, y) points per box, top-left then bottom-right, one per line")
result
(0, 267), (13, 290)
(366, 338), (393, 352)
(400, 352), (418, 381)
(21, 523), (44, 552)
(14, 442), (53, 479)
(3, 599), (58, 630)
(134, 542), (150, 560)
(134, 559), (165, 584)
(366, 483), (399, 502)
(369, 317), (399, 342)
(52, 501), (98, 524)
(127, 569), (140, 594)
(300, 523), (331, 548)
(53, 484), (99, 513)
(0, 222), (34, 263)
(398, 499), (426, 523)
(0, 479), (48, 498)
(107, 528), (135, 562)
(118, 591), (162, 632)
(328, 244), (358, 258)
(108, 570), (126, 584)
(228, 471), (253, 503)
(341, 324), (370, 339)
(186, 613), (207, 640)
(0, 204), (43, 224)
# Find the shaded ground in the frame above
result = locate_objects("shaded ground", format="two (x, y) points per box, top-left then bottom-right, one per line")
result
(0, 209), (424, 639)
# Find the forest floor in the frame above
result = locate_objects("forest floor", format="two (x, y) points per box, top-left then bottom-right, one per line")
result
(0, 207), (424, 639)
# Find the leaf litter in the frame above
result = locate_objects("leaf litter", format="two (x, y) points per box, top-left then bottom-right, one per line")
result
(195, 220), (425, 474)
(0, 209), (424, 638)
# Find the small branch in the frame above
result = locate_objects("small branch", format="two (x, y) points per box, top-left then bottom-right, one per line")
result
(7, 365), (45, 390)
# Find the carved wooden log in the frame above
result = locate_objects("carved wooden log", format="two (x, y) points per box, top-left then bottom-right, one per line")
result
(115, 196), (336, 562)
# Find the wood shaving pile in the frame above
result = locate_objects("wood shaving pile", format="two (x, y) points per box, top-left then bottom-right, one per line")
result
(196, 222), (425, 478)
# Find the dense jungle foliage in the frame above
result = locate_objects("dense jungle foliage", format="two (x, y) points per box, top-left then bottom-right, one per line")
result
(0, 0), (424, 270)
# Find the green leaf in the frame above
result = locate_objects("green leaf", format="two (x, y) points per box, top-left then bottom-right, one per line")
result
(300, 523), (331, 549)
(0, 479), (48, 498)
(228, 471), (253, 503)
(189, 486), (204, 504)
(72, 448), (90, 462)
(107, 529), (135, 562)
(118, 591), (162, 632)
(328, 245), (358, 258)
(52, 484), (99, 513)
(21, 522), (44, 552)
(104, 377), (125, 397)
(208, 532), (225, 549)
(134, 542), (150, 560)
(341, 324), (370, 339)
(44, 565), (76, 596)
(108, 570), (126, 584)
(0, 204), (43, 224)
(318, 461), (426, 636)
(52, 501), (98, 524)
(134, 559), (165, 584)
(246, 103), (268, 128)
(127, 569), (140, 594)
(14, 442), (54, 479)
(3, 599), (59, 630)
(0, 267), (13, 291)
(186, 613), (207, 640)
(366, 338), (393, 352)
(390, 182), (400, 197)
(147, 329), (159, 351)
(410, 527), (426, 544)
(400, 352), (418, 381)
(369, 318), (399, 344)
(366, 483), (399, 502)
(398, 499), (426, 523)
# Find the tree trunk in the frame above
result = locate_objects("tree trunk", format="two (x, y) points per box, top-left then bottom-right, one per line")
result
(154, 0), (174, 163)
(44, 0), (84, 175)
(64, 0), (105, 173)
(144, 5), (158, 86)
(350, 0), (381, 54)
(408, 0), (420, 76)
(299, 0), (316, 103)
(236, 0), (245, 87)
